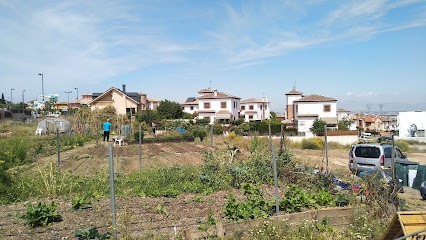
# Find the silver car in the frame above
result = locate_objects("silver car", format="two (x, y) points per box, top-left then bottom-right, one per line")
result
(348, 143), (414, 173)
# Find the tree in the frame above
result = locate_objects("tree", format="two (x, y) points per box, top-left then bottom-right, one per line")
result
(310, 119), (327, 136)
(156, 100), (183, 119)
(337, 118), (351, 130)
(136, 109), (161, 124)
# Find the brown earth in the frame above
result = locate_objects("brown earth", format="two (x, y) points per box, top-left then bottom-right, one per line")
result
(1, 139), (425, 239)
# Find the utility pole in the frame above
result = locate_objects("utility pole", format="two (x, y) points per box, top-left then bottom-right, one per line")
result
(379, 104), (383, 116)
(65, 91), (72, 115)
(22, 90), (25, 113)
(367, 104), (372, 115)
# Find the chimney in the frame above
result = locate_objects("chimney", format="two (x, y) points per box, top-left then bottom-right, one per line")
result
(214, 90), (218, 97)
(122, 84), (126, 93)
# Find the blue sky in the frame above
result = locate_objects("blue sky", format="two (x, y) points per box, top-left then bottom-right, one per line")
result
(1, 0), (426, 113)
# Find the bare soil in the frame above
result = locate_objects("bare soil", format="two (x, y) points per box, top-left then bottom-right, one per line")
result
(1, 140), (425, 239)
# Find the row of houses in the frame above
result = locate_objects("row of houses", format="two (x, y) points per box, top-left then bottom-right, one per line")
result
(23, 84), (425, 137)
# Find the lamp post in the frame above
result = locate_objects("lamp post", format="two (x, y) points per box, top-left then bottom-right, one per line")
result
(10, 88), (15, 111)
(74, 87), (79, 103)
(38, 73), (44, 102)
(22, 90), (25, 113)
(65, 91), (72, 115)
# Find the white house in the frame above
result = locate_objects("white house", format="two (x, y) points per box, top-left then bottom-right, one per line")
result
(197, 90), (241, 124)
(240, 97), (270, 122)
(398, 111), (426, 138)
(181, 97), (199, 115)
(285, 88), (338, 136)
(337, 108), (357, 130)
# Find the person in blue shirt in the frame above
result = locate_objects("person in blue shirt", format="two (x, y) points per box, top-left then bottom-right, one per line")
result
(103, 118), (112, 142)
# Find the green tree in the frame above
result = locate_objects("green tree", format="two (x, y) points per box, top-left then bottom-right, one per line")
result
(337, 118), (351, 130)
(157, 100), (184, 119)
(136, 109), (161, 124)
(270, 111), (277, 119)
(310, 119), (327, 136)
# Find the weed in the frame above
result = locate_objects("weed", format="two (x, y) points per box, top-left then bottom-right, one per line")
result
(19, 202), (62, 227)
(72, 195), (92, 210)
(75, 227), (111, 240)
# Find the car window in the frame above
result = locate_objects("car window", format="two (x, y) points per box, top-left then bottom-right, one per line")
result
(355, 146), (381, 158)
(395, 148), (402, 158)
(384, 148), (392, 158)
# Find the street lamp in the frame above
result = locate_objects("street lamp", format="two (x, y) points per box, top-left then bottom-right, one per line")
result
(74, 87), (79, 102)
(38, 73), (44, 102)
(10, 88), (15, 111)
(65, 91), (72, 115)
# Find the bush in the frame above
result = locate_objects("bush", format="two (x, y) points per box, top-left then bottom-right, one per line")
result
(301, 138), (324, 150)
(395, 140), (409, 152)
(213, 124), (224, 135)
(133, 130), (144, 142)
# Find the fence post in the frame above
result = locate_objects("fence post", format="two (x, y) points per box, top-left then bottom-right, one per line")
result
(139, 125), (142, 174)
(56, 128), (61, 173)
(210, 124), (213, 148)
(324, 125), (329, 175)
(272, 143), (280, 215)
(108, 144), (117, 239)
(268, 123), (272, 147)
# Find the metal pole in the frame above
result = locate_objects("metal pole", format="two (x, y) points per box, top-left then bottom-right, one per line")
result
(139, 126), (142, 174)
(65, 91), (72, 115)
(74, 87), (78, 102)
(38, 73), (44, 102)
(324, 125), (329, 175)
(210, 124), (213, 148)
(108, 144), (117, 239)
(22, 90), (25, 112)
(272, 143), (279, 215)
(268, 123), (272, 147)
(56, 128), (61, 172)
(10, 88), (14, 110)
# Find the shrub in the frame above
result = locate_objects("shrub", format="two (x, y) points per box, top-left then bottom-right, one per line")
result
(72, 195), (92, 210)
(395, 140), (409, 152)
(75, 227), (111, 240)
(191, 127), (207, 141)
(20, 202), (62, 227)
(301, 138), (324, 150)
(213, 124), (224, 135)
(133, 130), (144, 142)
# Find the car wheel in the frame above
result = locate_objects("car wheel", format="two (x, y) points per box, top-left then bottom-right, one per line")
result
(421, 191), (426, 200)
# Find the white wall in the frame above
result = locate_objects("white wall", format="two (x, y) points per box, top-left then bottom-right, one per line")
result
(183, 104), (198, 114)
(241, 102), (270, 122)
(297, 118), (315, 133)
(287, 95), (302, 105)
(297, 102), (337, 118)
(398, 111), (426, 137)
(198, 98), (240, 123)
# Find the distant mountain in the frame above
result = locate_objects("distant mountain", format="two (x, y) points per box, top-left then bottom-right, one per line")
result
(339, 100), (426, 114)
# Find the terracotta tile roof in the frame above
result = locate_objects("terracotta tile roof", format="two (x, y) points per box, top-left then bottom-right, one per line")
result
(147, 97), (160, 102)
(198, 91), (240, 99)
(364, 116), (374, 123)
(198, 88), (213, 93)
(216, 110), (231, 114)
(297, 114), (319, 117)
(181, 100), (198, 105)
(286, 89), (303, 95)
(241, 98), (269, 103)
(296, 94), (337, 102)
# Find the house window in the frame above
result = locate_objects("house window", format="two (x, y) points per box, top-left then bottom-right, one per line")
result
(265, 105), (267, 110)
(249, 105), (254, 110)
(323, 104), (331, 112)
(241, 106), (245, 110)
(249, 115), (253, 120)
(204, 102), (210, 109)
(260, 105), (262, 109)
(221, 102), (227, 108)
(299, 121), (305, 126)
(234, 101), (237, 109)
(190, 106), (194, 110)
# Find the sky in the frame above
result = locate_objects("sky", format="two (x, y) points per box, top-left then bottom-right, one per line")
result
(1, 0), (426, 113)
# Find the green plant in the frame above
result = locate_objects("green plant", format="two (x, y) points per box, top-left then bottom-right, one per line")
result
(19, 202), (62, 227)
(133, 129), (144, 142)
(279, 185), (316, 213)
(72, 195), (92, 210)
(301, 137), (324, 150)
(75, 227), (111, 240)
(224, 183), (272, 221)
(155, 204), (170, 217)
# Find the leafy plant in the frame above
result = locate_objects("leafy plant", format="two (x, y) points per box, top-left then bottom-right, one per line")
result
(279, 185), (316, 213)
(75, 227), (111, 240)
(155, 204), (170, 217)
(72, 195), (92, 210)
(224, 183), (272, 221)
(20, 202), (62, 227)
